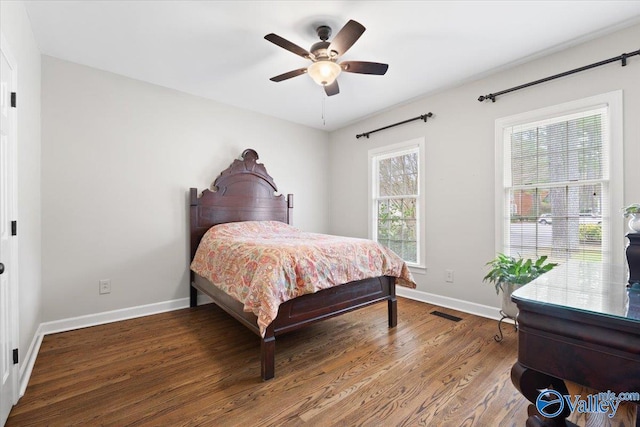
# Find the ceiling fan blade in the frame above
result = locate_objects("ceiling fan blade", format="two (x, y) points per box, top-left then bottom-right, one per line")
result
(269, 68), (308, 82)
(264, 33), (311, 59)
(324, 80), (339, 96)
(328, 20), (365, 57)
(341, 61), (389, 75)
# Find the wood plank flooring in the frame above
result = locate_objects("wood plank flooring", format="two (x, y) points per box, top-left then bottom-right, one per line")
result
(6, 298), (635, 426)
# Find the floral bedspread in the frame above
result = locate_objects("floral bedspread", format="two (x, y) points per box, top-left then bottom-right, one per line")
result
(190, 221), (416, 336)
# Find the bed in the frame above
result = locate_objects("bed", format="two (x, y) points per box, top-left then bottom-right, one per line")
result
(189, 149), (415, 380)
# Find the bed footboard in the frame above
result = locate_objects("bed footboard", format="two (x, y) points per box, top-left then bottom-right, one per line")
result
(192, 273), (396, 380)
(261, 276), (397, 380)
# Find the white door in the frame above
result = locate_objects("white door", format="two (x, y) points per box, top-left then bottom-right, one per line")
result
(0, 35), (18, 426)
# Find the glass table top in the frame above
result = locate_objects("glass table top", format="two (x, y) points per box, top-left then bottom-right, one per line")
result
(511, 260), (640, 322)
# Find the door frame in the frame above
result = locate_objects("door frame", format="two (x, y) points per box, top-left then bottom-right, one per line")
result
(1, 30), (20, 421)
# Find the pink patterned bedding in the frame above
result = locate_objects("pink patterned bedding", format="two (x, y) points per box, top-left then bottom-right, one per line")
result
(190, 221), (416, 336)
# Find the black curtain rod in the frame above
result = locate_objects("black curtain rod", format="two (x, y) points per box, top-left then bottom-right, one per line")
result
(356, 112), (433, 139)
(478, 48), (639, 103)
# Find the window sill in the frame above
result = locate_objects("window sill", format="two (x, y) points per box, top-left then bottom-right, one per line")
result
(408, 265), (427, 276)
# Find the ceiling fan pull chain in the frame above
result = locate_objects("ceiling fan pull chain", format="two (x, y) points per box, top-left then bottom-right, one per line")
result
(322, 92), (326, 126)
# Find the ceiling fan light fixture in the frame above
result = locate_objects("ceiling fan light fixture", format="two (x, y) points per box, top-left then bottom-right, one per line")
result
(266, 19), (387, 97)
(307, 60), (342, 86)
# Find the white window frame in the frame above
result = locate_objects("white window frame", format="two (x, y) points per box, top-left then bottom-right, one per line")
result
(368, 138), (426, 272)
(494, 91), (624, 265)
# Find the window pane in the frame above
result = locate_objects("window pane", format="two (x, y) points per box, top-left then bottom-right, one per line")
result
(372, 143), (422, 265)
(507, 109), (607, 265)
(378, 152), (418, 197)
(376, 198), (418, 262)
(511, 113), (603, 186)
(508, 184), (605, 264)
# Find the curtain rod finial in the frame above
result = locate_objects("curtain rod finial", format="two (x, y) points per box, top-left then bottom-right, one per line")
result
(478, 95), (496, 102)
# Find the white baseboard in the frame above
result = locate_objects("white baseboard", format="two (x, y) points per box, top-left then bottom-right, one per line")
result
(396, 287), (508, 322)
(39, 298), (190, 336)
(18, 325), (43, 398)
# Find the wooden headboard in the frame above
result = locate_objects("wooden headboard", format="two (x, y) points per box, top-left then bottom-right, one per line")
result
(189, 149), (293, 260)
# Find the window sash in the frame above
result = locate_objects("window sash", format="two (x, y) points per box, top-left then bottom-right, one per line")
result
(502, 106), (610, 262)
(370, 140), (424, 268)
(503, 182), (610, 263)
(500, 104), (614, 265)
(495, 90), (625, 264)
(504, 106), (609, 187)
(376, 197), (418, 263)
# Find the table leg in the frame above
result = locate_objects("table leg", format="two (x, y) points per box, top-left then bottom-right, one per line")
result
(511, 362), (578, 426)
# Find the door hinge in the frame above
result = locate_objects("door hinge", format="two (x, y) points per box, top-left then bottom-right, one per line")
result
(11, 220), (17, 236)
(13, 348), (18, 364)
(11, 92), (16, 108)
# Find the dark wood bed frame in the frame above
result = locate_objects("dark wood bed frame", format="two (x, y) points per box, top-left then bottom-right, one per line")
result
(189, 149), (397, 380)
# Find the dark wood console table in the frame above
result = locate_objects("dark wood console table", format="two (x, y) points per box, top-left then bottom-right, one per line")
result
(511, 261), (640, 426)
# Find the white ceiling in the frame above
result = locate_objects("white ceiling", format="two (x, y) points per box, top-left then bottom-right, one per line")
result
(23, 1), (640, 131)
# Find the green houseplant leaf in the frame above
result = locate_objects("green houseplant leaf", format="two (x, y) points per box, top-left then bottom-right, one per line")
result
(483, 253), (558, 294)
(623, 203), (640, 217)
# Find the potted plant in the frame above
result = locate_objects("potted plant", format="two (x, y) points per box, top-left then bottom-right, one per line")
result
(483, 253), (558, 319)
(623, 203), (640, 233)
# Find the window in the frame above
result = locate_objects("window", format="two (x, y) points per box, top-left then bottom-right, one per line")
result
(369, 138), (425, 268)
(495, 91), (623, 265)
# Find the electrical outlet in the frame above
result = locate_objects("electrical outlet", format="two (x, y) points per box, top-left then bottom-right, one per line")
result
(445, 270), (454, 283)
(99, 279), (111, 295)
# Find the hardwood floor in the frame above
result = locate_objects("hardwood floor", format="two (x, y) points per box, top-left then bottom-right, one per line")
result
(6, 298), (635, 426)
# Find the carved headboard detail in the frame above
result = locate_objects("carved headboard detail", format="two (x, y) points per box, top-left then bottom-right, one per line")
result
(213, 149), (278, 195)
(189, 149), (293, 259)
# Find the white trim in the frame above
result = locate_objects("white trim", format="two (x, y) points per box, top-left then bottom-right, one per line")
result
(409, 265), (427, 276)
(494, 90), (624, 264)
(40, 298), (196, 335)
(368, 138), (426, 268)
(1, 31), (20, 413)
(396, 287), (510, 323)
(18, 326), (42, 397)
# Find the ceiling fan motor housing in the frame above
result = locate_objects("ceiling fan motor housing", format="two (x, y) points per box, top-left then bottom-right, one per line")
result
(312, 26), (336, 60)
(310, 41), (332, 60)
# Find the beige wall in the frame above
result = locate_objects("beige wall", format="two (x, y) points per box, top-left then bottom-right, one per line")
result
(0, 0), (43, 375)
(328, 23), (640, 310)
(41, 56), (330, 321)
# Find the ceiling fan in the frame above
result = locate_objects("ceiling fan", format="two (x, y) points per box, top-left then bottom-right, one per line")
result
(264, 19), (389, 96)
